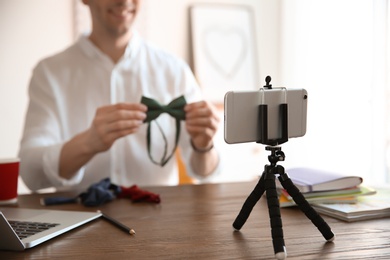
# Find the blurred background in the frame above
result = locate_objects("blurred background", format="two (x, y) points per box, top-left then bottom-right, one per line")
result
(0, 0), (389, 193)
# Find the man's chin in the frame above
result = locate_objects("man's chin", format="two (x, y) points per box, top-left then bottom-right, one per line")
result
(108, 25), (133, 39)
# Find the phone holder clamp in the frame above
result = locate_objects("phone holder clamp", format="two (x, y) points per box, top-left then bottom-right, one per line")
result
(257, 76), (288, 146)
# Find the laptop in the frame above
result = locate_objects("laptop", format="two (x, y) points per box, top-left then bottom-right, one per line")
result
(0, 207), (101, 251)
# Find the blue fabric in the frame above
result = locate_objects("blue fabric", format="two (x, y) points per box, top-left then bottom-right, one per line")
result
(42, 197), (78, 206)
(79, 178), (121, 206)
(42, 178), (121, 207)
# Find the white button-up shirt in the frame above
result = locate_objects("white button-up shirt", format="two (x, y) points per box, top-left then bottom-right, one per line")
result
(19, 33), (219, 191)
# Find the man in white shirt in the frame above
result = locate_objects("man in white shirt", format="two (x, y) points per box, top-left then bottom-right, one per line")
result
(19, 0), (221, 192)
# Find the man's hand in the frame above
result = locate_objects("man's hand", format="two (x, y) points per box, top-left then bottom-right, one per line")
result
(85, 103), (147, 154)
(184, 100), (220, 151)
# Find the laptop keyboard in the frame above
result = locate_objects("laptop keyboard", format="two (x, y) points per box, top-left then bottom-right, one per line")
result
(9, 220), (60, 239)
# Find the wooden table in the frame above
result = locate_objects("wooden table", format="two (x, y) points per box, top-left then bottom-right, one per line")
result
(1, 181), (389, 259)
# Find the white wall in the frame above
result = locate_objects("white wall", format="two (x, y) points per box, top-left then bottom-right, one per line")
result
(0, 0), (74, 158)
(279, 0), (389, 185)
(0, 0), (281, 192)
(139, 0), (281, 82)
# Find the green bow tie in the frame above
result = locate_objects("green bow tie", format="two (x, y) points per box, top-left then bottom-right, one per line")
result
(141, 95), (187, 166)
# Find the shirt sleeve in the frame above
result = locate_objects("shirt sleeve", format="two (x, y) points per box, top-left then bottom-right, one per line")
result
(177, 62), (222, 182)
(18, 61), (84, 192)
(179, 130), (222, 183)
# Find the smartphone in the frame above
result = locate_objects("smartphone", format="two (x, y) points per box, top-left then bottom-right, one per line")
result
(224, 88), (308, 144)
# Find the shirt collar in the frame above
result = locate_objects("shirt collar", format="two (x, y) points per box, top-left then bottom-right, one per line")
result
(123, 31), (141, 60)
(77, 31), (141, 64)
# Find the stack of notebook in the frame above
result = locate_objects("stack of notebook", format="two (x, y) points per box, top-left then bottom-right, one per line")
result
(277, 167), (376, 207)
(311, 187), (390, 222)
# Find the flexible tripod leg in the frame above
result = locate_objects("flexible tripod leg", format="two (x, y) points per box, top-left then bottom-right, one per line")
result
(233, 169), (287, 259)
(232, 173), (266, 230)
(264, 167), (287, 260)
(278, 172), (335, 241)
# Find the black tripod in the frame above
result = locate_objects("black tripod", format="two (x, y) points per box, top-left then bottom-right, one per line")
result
(230, 76), (334, 259)
(232, 145), (335, 259)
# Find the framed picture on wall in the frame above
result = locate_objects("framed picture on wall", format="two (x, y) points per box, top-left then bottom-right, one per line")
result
(190, 4), (258, 104)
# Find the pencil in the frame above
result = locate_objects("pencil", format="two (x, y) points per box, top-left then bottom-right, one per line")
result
(97, 210), (136, 235)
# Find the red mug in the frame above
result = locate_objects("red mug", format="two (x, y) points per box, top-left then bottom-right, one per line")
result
(0, 158), (19, 205)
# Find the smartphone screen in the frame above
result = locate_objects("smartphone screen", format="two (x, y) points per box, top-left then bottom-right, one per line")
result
(224, 88), (308, 144)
